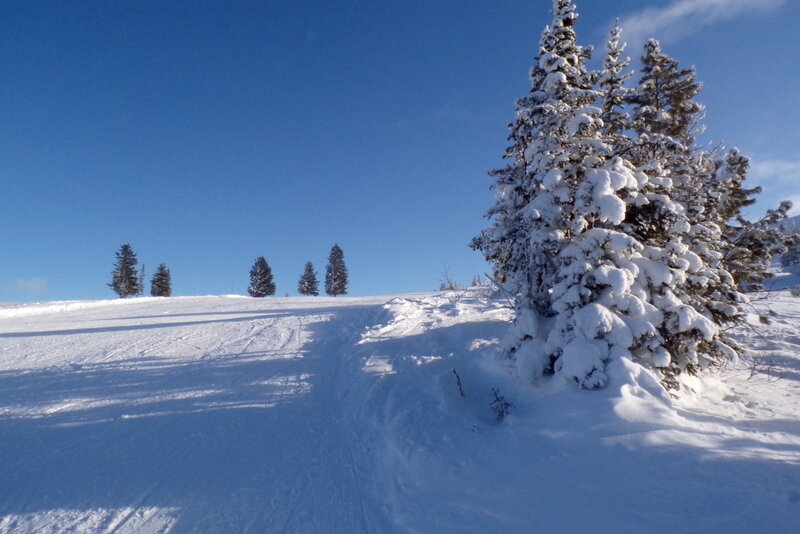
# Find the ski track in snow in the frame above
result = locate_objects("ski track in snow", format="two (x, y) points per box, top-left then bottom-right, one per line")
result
(0, 296), (391, 533)
(0, 292), (799, 533)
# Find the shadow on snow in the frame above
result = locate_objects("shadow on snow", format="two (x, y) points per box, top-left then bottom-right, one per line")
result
(0, 302), (390, 532)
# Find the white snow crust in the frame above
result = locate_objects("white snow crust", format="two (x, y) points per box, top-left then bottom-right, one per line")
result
(0, 291), (798, 533)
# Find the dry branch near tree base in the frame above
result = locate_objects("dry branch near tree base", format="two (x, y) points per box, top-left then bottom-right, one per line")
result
(452, 369), (464, 397)
(490, 388), (513, 421)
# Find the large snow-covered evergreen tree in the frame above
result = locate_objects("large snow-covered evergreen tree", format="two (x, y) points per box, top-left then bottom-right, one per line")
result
(626, 42), (785, 296)
(622, 39), (745, 380)
(108, 244), (142, 298)
(473, 1), (764, 389)
(248, 257), (276, 298)
(298, 261), (320, 296)
(325, 245), (348, 297)
(473, 0), (588, 319)
(150, 263), (172, 297)
(475, 0), (677, 388)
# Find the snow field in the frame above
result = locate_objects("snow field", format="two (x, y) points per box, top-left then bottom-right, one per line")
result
(0, 291), (799, 533)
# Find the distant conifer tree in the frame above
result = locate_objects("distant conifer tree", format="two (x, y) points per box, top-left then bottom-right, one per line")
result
(150, 263), (172, 297)
(298, 261), (320, 296)
(138, 264), (146, 296)
(248, 256), (276, 297)
(109, 244), (142, 298)
(325, 244), (348, 297)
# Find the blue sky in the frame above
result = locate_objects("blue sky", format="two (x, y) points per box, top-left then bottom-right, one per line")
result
(1, 0), (798, 302)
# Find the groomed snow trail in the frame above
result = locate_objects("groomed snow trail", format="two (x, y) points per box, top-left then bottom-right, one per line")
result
(1, 292), (799, 533)
(0, 296), (400, 533)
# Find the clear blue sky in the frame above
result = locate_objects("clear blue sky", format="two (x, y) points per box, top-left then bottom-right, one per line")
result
(1, 0), (798, 302)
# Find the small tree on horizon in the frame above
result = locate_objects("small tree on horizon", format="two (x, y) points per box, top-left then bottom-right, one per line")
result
(150, 263), (172, 297)
(325, 244), (348, 297)
(298, 261), (320, 296)
(138, 264), (146, 296)
(109, 243), (142, 298)
(248, 256), (276, 297)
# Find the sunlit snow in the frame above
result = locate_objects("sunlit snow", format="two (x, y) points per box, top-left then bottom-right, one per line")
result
(0, 291), (798, 532)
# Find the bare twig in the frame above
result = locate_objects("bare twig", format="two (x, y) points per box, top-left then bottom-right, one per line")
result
(482, 273), (515, 310)
(452, 369), (465, 397)
(438, 265), (465, 302)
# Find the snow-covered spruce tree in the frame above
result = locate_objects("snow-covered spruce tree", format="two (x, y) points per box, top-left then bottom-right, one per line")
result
(714, 149), (759, 222)
(109, 243), (142, 298)
(627, 39), (704, 198)
(597, 20), (633, 154)
(475, 0), (680, 388)
(472, 0), (583, 313)
(298, 261), (319, 296)
(714, 149), (794, 290)
(150, 263), (172, 297)
(325, 244), (348, 296)
(626, 39), (742, 381)
(248, 256), (276, 297)
(470, 5), (603, 294)
(469, 81), (536, 286)
(137, 264), (146, 296)
(728, 200), (794, 290)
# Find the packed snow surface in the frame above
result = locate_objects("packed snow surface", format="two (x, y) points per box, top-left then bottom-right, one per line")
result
(1, 291), (799, 533)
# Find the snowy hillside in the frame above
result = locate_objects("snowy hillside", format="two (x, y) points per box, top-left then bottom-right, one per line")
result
(1, 292), (799, 533)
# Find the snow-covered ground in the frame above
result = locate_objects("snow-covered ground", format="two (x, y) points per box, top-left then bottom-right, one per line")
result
(1, 291), (798, 533)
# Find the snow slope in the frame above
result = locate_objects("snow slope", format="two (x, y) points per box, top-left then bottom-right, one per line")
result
(0, 291), (799, 533)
